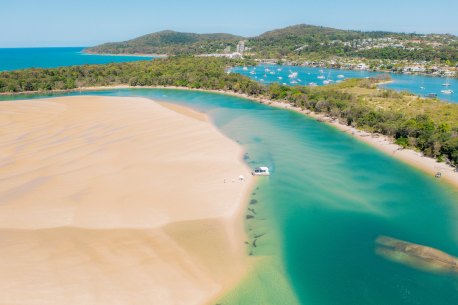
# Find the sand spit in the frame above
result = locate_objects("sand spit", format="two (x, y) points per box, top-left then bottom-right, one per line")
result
(376, 236), (458, 275)
(0, 96), (252, 305)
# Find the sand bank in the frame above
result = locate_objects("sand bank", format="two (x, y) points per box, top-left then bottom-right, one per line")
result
(0, 96), (253, 305)
(3, 85), (457, 189)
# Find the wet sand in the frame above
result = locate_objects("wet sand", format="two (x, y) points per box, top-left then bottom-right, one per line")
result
(0, 96), (253, 305)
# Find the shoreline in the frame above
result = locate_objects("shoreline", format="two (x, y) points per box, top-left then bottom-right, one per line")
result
(81, 51), (167, 58)
(0, 96), (255, 305)
(2, 84), (458, 189)
(258, 61), (457, 79)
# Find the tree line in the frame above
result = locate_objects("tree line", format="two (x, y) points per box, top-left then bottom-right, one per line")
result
(1, 56), (457, 166)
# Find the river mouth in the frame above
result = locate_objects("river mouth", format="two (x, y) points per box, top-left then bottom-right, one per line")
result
(3, 88), (458, 305)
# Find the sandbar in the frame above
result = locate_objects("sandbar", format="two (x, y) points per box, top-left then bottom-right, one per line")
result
(0, 96), (253, 305)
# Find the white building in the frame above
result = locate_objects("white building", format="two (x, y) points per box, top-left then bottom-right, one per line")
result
(236, 41), (246, 54)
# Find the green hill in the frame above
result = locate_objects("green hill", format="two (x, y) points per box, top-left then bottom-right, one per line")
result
(249, 24), (458, 61)
(84, 24), (458, 63)
(85, 30), (243, 55)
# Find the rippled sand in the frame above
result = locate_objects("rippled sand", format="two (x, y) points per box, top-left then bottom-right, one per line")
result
(0, 96), (252, 305)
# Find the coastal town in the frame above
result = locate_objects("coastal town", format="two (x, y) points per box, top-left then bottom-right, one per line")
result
(202, 35), (458, 78)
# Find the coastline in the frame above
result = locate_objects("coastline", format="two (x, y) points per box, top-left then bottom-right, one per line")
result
(3, 84), (456, 189)
(258, 61), (457, 79)
(0, 96), (255, 305)
(81, 51), (167, 58)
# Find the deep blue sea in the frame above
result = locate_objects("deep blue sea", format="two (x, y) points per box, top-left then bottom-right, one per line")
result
(231, 65), (458, 103)
(0, 47), (154, 71)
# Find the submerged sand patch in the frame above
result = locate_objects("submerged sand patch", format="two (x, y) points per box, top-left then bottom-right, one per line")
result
(0, 96), (252, 305)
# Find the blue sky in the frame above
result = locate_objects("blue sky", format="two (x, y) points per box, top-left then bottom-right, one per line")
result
(1, 0), (457, 47)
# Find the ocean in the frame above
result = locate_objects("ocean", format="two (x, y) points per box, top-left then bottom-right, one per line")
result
(0, 47), (154, 71)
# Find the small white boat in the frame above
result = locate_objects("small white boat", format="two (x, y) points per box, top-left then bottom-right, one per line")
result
(337, 74), (345, 78)
(317, 75), (325, 79)
(288, 72), (298, 78)
(319, 69), (324, 73)
(308, 82), (318, 86)
(277, 68), (282, 72)
(249, 70), (256, 75)
(441, 89), (454, 94)
(270, 71), (275, 75)
(420, 86), (426, 90)
(323, 80), (331, 85)
(442, 83), (451, 87)
(278, 76), (283, 80)
(242, 66), (248, 71)
(252, 167), (270, 176)
(290, 80), (298, 84)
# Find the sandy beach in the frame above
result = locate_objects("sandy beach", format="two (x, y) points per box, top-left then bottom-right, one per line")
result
(2, 85), (457, 189)
(0, 96), (253, 305)
(263, 101), (458, 189)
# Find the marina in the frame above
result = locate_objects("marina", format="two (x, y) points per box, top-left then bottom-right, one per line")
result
(232, 65), (458, 103)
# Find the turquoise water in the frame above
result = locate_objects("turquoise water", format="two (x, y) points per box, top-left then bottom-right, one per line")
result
(0, 47), (154, 71)
(2, 89), (458, 304)
(231, 65), (458, 103)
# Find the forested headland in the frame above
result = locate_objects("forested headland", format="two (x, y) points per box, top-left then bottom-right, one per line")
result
(85, 24), (458, 66)
(1, 56), (457, 166)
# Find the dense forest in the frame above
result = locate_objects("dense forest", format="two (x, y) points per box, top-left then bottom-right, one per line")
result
(1, 56), (457, 166)
(85, 24), (458, 64)
(249, 25), (458, 63)
(85, 31), (243, 55)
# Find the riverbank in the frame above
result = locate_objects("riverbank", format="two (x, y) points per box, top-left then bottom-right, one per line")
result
(2, 84), (457, 189)
(0, 96), (254, 305)
(208, 88), (458, 189)
(261, 60), (457, 79)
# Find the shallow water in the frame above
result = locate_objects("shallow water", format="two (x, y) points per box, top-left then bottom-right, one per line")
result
(231, 64), (458, 103)
(0, 47), (154, 71)
(3, 89), (458, 305)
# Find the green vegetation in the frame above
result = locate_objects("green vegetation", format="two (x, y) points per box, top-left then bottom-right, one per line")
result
(85, 30), (242, 55)
(249, 25), (458, 63)
(1, 56), (457, 166)
(85, 24), (458, 65)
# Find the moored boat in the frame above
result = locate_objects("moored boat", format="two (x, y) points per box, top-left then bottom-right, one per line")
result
(441, 89), (454, 95)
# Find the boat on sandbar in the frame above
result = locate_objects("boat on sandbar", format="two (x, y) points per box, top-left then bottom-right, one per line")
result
(252, 167), (270, 176)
